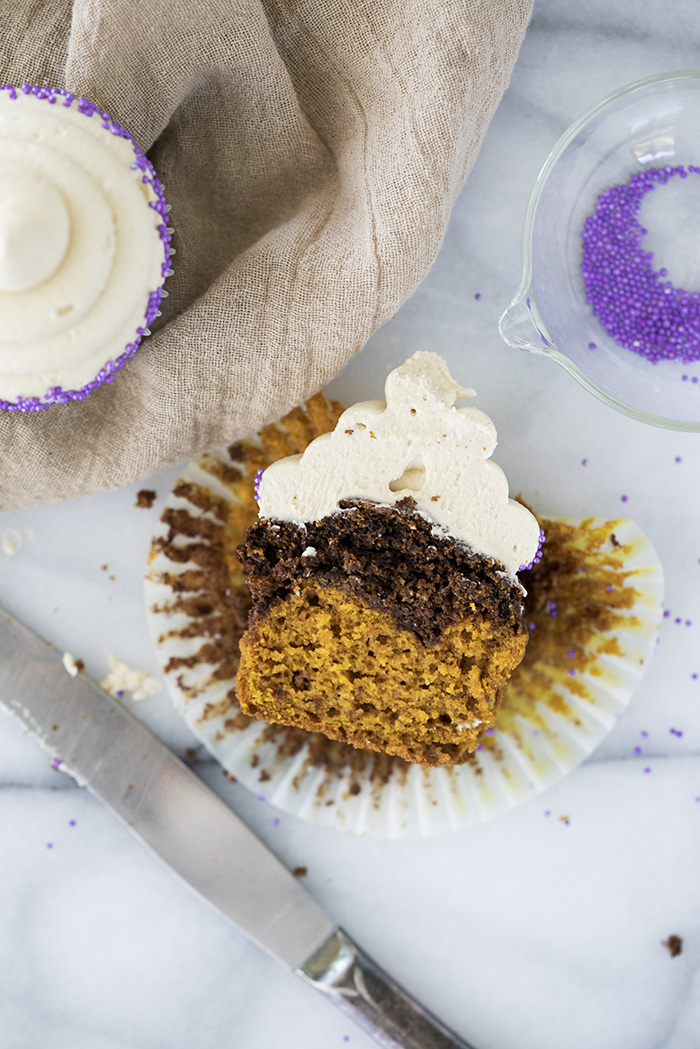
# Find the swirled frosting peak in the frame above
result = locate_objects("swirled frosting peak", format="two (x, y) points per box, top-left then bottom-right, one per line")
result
(257, 352), (540, 577)
(0, 84), (171, 411)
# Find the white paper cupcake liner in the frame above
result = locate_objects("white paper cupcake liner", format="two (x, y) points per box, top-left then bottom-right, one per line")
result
(145, 442), (663, 839)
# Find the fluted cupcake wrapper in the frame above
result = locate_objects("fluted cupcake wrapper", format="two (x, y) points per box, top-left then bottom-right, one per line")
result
(144, 420), (663, 838)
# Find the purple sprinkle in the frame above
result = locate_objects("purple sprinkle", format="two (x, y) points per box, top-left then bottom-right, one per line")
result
(644, 767), (651, 774)
(606, 584), (613, 592)
(621, 495), (629, 503)
(581, 458), (588, 466)
(528, 622), (536, 631)
(675, 617), (682, 624)
(485, 727), (494, 736)
(567, 649), (575, 658)
(692, 673), (698, 680)
(116, 690), (124, 698)
(68, 820), (76, 827)
(343, 1038), (350, 1043)
(270, 818), (280, 827)
(663, 610), (671, 618)
(46, 843), (53, 850)
(476, 744), (483, 752)
(588, 341), (597, 350)
(568, 669), (576, 677)
(641, 730), (649, 738)
(675, 456), (682, 463)
(256, 793), (266, 802)
(51, 758), (61, 769)
(544, 810), (551, 817)
(686, 620), (693, 627)
(634, 746), (642, 756)
(582, 165), (700, 364)
(474, 293), (482, 301)
(670, 728), (684, 737)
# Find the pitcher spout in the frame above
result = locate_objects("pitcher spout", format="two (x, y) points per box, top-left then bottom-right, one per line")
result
(498, 295), (552, 356)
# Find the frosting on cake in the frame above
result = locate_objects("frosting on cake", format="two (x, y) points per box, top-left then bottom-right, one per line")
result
(0, 85), (170, 408)
(257, 352), (540, 576)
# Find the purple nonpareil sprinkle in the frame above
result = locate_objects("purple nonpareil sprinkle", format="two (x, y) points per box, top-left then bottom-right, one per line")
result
(253, 468), (264, 503)
(485, 727), (494, 736)
(675, 617), (682, 625)
(581, 458), (588, 466)
(544, 810), (551, 817)
(116, 690), (124, 698)
(606, 585), (613, 592)
(68, 820), (76, 827)
(270, 818), (280, 827)
(256, 793), (266, 802)
(686, 620), (693, 627)
(51, 758), (61, 769)
(663, 610), (671, 618)
(641, 730), (649, 738)
(692, 673), (698, 680)
(46, 843), (53, 850)
(621, 495), (629, 503)
(675, 456), (682, 463)
(644, 767), (651, 774)
(567, 650), (575, 658)
(588, 341), (597, 350)
(582, 165), (700, 364)
(474, 293), (482, 301)
(568, 669), (576, 677)
(634, 746), (642, 756)
(670, 728), (684, 737)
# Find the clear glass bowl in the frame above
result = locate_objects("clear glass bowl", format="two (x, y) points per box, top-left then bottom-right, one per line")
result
(499, 70), (700, 431)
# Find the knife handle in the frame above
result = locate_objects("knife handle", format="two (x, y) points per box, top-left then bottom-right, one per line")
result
(297, 928), (477, 1049)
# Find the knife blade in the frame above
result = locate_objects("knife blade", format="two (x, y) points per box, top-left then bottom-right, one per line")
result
(0, 608), (476, 1049)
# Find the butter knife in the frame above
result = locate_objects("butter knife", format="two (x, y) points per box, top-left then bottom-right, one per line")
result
(0, 608), (476, 1049)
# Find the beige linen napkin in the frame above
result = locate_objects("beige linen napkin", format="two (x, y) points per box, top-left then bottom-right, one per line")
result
(0, 0), (533, 511)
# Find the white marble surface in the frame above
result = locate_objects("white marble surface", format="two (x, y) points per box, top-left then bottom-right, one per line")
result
(2, 3), (700, 1047)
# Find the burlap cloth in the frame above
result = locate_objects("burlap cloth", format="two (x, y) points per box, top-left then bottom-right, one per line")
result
(1, 0), (532, 512)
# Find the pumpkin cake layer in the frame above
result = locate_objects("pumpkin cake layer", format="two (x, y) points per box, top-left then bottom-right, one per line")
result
(237, 500), (528, 765)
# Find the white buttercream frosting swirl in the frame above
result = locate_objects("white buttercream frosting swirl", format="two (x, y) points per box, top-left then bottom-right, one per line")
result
(257, 352), (540, 577)
(0, 88), (167, 405)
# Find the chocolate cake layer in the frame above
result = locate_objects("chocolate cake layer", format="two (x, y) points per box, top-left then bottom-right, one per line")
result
(238, 498), (525, 646)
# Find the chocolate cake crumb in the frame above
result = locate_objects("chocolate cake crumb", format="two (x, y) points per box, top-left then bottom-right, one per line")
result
(239, 498), (524, 647)
(136, 489), (157, 509)
(185, 748), (196, 761)
(663, 935), (683, 957)
(293, 866), (308, 878)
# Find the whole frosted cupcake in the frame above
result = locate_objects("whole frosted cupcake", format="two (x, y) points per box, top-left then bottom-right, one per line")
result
(0, 84), (171, 411)
(236, 352), (541, 766)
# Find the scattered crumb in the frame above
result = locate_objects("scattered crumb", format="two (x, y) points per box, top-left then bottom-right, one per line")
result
(663, 935), (683, 957)
(101, 564), (108, 571)
(610, 534), (620, 547)
(293, 866), (308, 878)
(100, 653), (162, 701)
(559, 815), (570, 825)
(2, 528), (23, 556)
(185, 748), (196, 761)
(136, 489), (157, 509)
(224, 771), (237, 783)
(259, 769), (271, 782)
(62, 652), (82, 677)
(109, 575), (116, 582)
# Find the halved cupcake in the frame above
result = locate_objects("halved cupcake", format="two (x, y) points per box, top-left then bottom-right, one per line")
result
(236, 352), (541, 766)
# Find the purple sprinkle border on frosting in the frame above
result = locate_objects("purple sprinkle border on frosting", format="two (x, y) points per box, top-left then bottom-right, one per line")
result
(253, 468), (264, 503)
(519, 527), (546, 573)
(0, 83), (173, 412)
